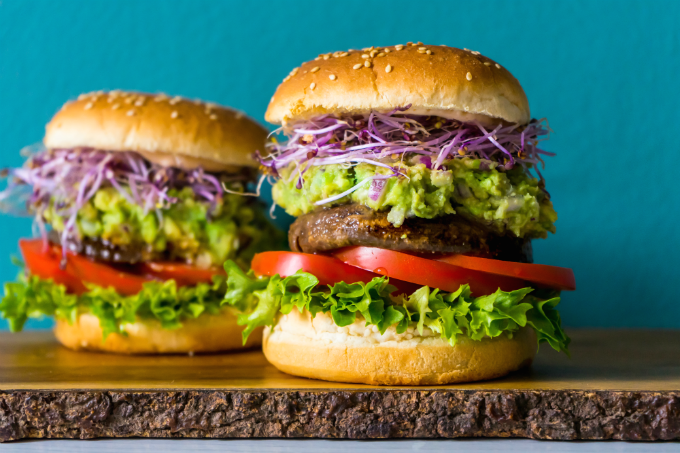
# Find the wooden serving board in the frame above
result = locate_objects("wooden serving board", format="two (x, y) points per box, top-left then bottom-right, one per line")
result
(1, 330), (679, 442)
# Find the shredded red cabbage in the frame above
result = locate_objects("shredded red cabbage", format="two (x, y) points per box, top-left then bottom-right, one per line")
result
(0, 147), (246, 258)
(260, 106), (553, 206)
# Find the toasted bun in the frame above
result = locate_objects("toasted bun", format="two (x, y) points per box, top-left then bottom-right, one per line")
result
(263, 310), (536, 385)
(45, 91), (268, 172)
(265, 44), (529, 127)
(54, 310), (262, 355)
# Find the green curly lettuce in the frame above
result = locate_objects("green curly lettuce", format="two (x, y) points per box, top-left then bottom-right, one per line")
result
(223, 261), (570, 354)
(0, 273), (233, 338)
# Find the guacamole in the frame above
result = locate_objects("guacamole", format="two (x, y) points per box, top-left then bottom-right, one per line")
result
(273, 158), (557, 238)
(44, 186), (282, 267)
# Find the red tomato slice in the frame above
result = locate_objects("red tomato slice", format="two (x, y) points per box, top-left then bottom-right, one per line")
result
(140, 262), (224, 286)
(66, 252), (154, 296)
(19, 238), (88, 294)
(332, 247), (528, 296)
(435, 254), (576, 291)
(19, 238), (217, 296)
(251, 251), (420, 294)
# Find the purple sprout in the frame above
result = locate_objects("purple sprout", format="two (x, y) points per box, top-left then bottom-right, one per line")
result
(259, 107), (552, 206)
(0, 147), (237, 259)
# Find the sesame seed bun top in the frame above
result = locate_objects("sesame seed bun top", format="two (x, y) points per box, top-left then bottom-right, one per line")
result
(265, 44), (530, 127)
(45, 91), (268, 172)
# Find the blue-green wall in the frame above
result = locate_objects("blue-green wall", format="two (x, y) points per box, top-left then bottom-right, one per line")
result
(1, 0), (678, 329)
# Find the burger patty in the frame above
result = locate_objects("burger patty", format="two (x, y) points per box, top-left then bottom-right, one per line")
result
(48, 230), (161, 264)
(289, 204), (533, 263)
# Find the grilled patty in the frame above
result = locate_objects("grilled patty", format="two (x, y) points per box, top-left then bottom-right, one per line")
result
(48, 230), (161, 264)
(289, 204), (533, 262)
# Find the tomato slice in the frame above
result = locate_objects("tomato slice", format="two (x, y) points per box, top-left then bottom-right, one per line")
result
(251, 251), (420, 294)
(435, 254), (576, 291)
(140, 262), (224, 286)
(332, 247), (528, 296)
(66, 253), (154, 296)
(19, 238), (220, 296)
(19, 239), (88, 294)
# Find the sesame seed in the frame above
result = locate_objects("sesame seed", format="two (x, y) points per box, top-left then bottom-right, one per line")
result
(290, 67), (299, 75)
(426, 50), (432, 55)
(154, 94), (168, 102)
(169, 96), (181, 105)
(471, 51), (480, 55)
(310, 66), (320, 73)
(111, 104), (120, 110)
(407, 42), (413, 46)
(323, 55), (330, 60)
(353, 63), (363, 70)
(418, 47), (427, 51)
(361, 54), (369, 59)
(416, 41), (423, 45)
(418, 49), (426, 54)
(78, 94), (87, 101)
(385, 64), (392, 73)
(370, 49), (378, 57)
(466, 72), (472, 81)
(283, 76), (291, 82)
(127, 109), (135, 116)
(464, 48), (469, 51)
(484, 62), (491, 66)
(377, 52), (385, 57)
(310, 82), (316, 90)
(395, 45), (404, 51)
(134, 97), (145, 106)
(495, 63), (501, 69)
(209, 114), (217, 120)
(384, 48), (391, 53)
(124, 97), (134, 104)
(340, 52), (349, 57)
(314, 56), (321, 61)
(329, 74), (337, 80)
(364, 60), (371, 68)
(84, 102), (93, 110)
(171, 111), (179, 119)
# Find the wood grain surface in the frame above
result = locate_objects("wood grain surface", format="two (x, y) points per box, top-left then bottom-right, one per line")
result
(1, 329), (679, 391)
(1, 330), (679, 441)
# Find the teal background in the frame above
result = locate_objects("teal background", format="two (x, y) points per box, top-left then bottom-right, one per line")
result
(1, 0), (678, 330)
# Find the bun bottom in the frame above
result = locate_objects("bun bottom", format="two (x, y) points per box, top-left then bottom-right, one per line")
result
(54, 310), (262, 354)
(263, 311), (536, 385)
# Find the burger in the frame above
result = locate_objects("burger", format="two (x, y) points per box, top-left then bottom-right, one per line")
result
(0, 90), (283, 354)
(223, 44), (575, 385)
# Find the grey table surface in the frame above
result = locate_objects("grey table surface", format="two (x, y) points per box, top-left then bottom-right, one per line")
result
(1, 439), (677, 452)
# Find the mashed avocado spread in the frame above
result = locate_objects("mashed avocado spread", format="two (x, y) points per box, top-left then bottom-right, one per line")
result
(273, 158), (557, 238)
(44, 187), (281, 267)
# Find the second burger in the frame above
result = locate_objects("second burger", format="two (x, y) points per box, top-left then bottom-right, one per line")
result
(0, 90), (283, 354)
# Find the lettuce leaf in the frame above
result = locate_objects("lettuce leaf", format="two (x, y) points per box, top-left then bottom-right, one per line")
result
(223, 261), (570, 354)
(0, 273), (232, 338)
